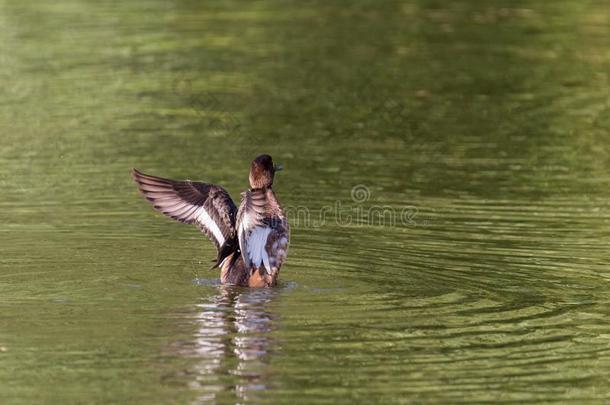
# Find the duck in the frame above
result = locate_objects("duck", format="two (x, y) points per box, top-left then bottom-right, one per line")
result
(132, 154), (289, 287)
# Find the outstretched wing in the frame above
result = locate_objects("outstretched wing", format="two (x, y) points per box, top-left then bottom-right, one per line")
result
(132, 169), (237, 255)
(237, 189), (269, 269)
(237, 189), (289, 274)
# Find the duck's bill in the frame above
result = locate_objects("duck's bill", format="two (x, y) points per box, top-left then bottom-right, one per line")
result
(274, 164), (284, 171)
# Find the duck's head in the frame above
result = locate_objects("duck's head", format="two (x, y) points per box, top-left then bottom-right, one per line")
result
(249, 154), (282, 189)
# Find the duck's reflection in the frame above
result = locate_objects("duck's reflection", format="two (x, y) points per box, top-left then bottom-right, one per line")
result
(179, 285), (280, 402)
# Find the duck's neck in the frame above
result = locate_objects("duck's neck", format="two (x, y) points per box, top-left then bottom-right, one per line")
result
(250, 185), (271, 192)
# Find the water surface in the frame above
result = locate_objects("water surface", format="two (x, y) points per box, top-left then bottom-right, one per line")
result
(1, 0), (609, 403)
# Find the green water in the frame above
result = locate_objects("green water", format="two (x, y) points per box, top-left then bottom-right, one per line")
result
(1, 0), (609, 403)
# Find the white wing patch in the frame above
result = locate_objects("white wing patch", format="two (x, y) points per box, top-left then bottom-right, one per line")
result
(194, 206), (225, 246)
(246, 226), (272, 271)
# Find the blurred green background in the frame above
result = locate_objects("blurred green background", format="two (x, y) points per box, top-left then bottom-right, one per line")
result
(0, 0), (609, 403)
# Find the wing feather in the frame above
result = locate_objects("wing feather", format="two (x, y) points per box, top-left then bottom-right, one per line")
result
(132, 168), (237, 253)
(237, 189), (269, 268)
(237, 188), (289, 275)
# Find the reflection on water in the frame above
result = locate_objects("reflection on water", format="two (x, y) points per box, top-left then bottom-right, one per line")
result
(175, 286), (279, 402)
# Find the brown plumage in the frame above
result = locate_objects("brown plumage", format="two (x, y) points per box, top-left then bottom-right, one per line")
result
(132, 154), (289, 287)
